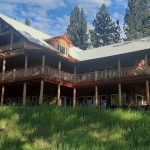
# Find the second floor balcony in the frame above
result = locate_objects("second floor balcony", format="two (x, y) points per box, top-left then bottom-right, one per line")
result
(0, 65), (149, 85)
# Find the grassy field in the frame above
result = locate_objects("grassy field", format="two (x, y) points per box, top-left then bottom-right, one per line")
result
(0, 107), (150, 150)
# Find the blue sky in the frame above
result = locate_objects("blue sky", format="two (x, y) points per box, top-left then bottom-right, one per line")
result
(0, 0), (127, 36)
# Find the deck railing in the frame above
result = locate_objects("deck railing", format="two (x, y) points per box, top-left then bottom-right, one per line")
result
(76, 67), (145, 83)
(0, 66), (147, 83)
(0, 66), (74, 82)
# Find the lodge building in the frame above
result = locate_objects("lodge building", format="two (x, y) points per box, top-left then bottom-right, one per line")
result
(0, 14), (150, 108)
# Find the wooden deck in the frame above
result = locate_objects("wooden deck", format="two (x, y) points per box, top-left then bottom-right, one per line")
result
(0, 66), (149, 86)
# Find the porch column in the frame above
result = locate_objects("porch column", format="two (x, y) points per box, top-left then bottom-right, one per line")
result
(95, 85), (99, 107)
(58, 60), (61, 79)
(73, 87), (76, 107)
(2, 59), (6, 80)
(146, 80), (150, 105)
(1, 86), (5, 106)
(73, 65), (77, 107)
(57, 84), (61, 106)
(23, 83), (27, 106)
(118, 83), (122, 107)
(39, 80), (44, 105)
(24, 55), (28, 76)
(10, 30), (13, 50)
(41, 55), (45, 74)
(118, 59), (121, 77)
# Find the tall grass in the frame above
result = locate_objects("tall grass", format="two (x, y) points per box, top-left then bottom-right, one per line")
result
(0, 106), (150, 150)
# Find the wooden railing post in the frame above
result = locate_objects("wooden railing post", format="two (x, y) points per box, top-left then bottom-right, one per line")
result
(118, 83), (122, 107)
(24, 55), (28, 77)
(95, 70), (98, 81)
(58, 60), (61, 79)
(74, 66), (76, 83)
(2, 59), (6, 81)
(118, 59), (121, 77)
(41, 55), (45, 74)
(145, 54), (148, 74)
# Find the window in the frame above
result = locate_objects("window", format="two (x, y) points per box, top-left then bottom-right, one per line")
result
(57, 44), (68, 56)
(59, 45), (66, 55)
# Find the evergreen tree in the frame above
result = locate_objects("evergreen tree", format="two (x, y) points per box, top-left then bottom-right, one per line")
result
(25, 18), (31, 26)
(139, 0), (150, 36)
(114, 20), (122, 43)
(124, 0), (150, 41)
(67, 5), (89, 50)
(90, 4), (121, 48)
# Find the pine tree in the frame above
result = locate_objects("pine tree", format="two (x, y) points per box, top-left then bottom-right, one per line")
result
(139, 0), (150, 36)
(25, 18), (31, 26)
(114, 20), (122, 43)
(90, 4), (121, 48)
(67, 5), (89, 50)
(124, 0), (150, 41)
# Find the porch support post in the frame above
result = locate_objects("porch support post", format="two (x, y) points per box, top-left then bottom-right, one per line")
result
(146, 80), (150, 105)
(118, 59), (121, 77)
(10, 30), (13, 50)
(39, 80), (44, 105)
(57, 84), (61, 106)
(2, 59), (6, 80)
(1, 86), (5, 106)
(58, 60), (61, 79)
(95, 85), (99, 107)
(23, 83), (27, 106)
(41, 55), (45, 74)
(73, 87), (76, 107)
(73, 65), (77, 107)
(118, 83), (122, 107)
(24, 55), (28, 76)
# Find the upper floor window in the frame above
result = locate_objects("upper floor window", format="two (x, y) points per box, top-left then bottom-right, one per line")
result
(57, 44), (68, 56)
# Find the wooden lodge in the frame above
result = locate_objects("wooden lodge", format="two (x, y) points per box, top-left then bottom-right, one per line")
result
(0, 14), (150, 108)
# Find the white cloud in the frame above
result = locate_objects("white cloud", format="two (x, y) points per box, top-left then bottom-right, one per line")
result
(33, 15), (70, 36)
(78, 0), (112, 17)
(114, 0), (127, 8)
(0, 0), (67, 36)
(1, 0), (66, 9)
(0, 0), (126, 37)
(112, 12), (123, 22)
(0, 2), (17, 17)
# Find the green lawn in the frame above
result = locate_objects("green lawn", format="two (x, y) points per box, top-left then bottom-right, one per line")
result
(0, 106), (150, 150)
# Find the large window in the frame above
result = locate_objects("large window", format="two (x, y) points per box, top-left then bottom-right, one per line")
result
(57, 44), (68, 56)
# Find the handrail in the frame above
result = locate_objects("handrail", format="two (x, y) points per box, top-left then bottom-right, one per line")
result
(0, 66), (147, 83)
(0, 66), (74, 82)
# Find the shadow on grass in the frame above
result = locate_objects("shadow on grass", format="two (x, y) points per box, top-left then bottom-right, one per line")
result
(0, 106), (150, 150)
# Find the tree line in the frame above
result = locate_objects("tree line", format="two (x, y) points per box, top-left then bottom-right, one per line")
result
(67, 0), (150, 50)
